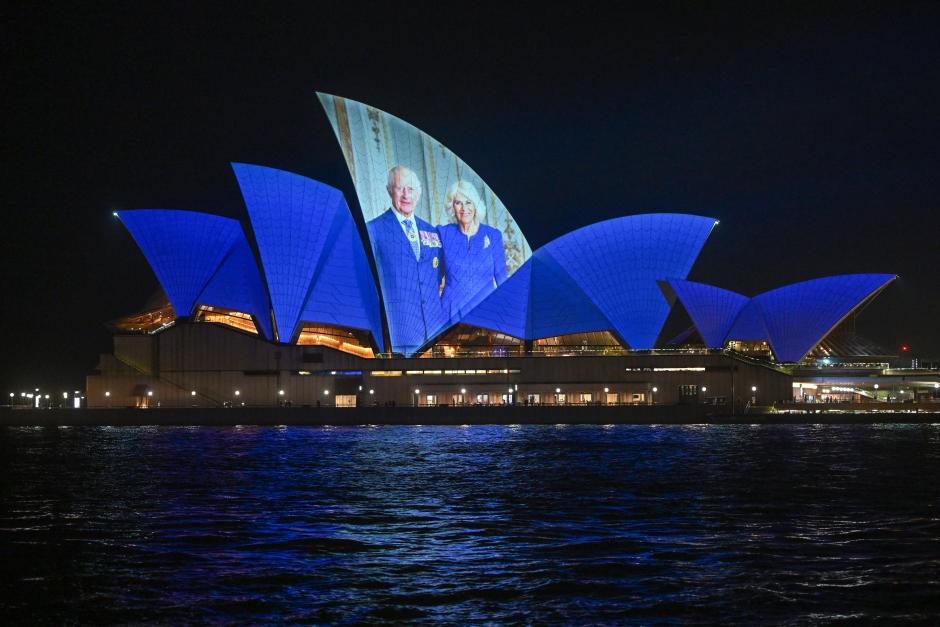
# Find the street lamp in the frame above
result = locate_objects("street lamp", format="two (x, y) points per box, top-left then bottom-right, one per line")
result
(414, 388), (420, 407)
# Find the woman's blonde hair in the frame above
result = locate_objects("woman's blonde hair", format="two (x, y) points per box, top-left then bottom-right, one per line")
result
(445, 180), (487, 227)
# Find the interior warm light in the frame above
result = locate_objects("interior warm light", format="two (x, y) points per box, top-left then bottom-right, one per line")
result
(296, 324), (375, 358)
(195, 305), (259, 335)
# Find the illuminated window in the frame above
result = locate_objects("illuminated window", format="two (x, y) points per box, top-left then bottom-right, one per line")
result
(534, 331), (625, 355)
(194, 305), (259, 335)
(421, 324), (523, 358)
(296, 323), (375, 358)
(108, 292), (175, 334)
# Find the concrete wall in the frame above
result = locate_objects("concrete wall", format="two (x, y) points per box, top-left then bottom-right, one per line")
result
(87, 323), (793, 409)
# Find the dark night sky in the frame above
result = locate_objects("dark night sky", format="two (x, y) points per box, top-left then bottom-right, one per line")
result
(2, 3), (939, 392)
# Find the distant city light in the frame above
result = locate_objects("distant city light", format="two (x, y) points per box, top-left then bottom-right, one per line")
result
(323, 389), (329, 395)
(414, 388), (420, 394)
(278, 390), (285, 395)
(147, 391), (153, 397)
(604, 387), (609, 393)
(460, 388), (466, 394)
(701, 386), (707, 392)
(369, 389), (374, 395)
(874, 384), (879, 389)
(105, 391), (111, 397)
(652, 387), (658, 393)
(63, 392), (68, 399)
(234, 390), (240, 396)
(751, 386), (757, 392)
(191, 390), (197, 396)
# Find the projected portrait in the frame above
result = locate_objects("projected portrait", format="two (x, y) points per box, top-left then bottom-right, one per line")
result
(438, 179), (508, 321)
(318, 93), (531, 355)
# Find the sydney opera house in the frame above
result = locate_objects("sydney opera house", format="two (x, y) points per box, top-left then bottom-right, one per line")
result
(86, 95), (922, 409)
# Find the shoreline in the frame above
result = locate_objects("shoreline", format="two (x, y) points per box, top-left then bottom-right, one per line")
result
(2, 406), (939, 427)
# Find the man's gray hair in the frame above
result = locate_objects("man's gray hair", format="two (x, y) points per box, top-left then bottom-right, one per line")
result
(386, 166), (422, 193)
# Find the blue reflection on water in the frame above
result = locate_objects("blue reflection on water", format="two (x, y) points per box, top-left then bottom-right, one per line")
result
(1, 424), (939, 623)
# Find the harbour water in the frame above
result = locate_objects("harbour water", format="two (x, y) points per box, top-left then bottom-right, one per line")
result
(1, 423), (938, 623)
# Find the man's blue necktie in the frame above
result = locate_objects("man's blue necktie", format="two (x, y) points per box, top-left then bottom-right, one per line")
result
(403, 218), (420, 260)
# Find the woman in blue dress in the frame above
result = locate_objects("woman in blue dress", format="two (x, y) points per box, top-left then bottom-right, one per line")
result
(437, 180), (508, 322)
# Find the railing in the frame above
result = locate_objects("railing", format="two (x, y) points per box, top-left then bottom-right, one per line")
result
(384, 346), (727, 359)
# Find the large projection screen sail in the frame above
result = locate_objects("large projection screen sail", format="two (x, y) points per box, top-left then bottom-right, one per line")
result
(318, 93), (531, 356)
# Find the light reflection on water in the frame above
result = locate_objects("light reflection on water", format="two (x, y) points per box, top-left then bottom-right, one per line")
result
(1, 423), (939, 623)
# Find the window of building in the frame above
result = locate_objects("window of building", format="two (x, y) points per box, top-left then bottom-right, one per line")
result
(579, 393), (593, 404)
(297, 324), (375, 358)
(527, 393), (541, 405)
(605, 392), (619, 405)
(334, 395), (356, 407)
(475, 393), (489, 404)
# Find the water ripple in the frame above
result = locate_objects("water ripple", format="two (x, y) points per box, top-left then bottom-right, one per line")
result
(1, 423), (939, 623)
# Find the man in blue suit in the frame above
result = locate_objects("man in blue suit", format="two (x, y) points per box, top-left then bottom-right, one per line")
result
(367, 166), (446, 356)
